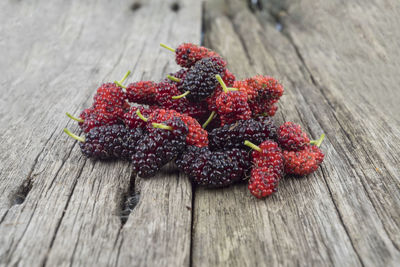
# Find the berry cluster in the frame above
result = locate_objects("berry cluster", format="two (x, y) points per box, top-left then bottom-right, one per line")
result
(64, 42), (326, 199)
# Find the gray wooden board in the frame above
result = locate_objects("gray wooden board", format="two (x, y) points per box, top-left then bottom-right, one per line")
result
(0, 0), (200, 266)
(0, 0), (399, 266)
(192, 0), (400, 266)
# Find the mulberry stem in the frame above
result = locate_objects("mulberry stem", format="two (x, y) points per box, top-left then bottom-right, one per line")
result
(216, 74), (228, 93)
(244, 140), (262, 152)
(172, 91), (190, 99)
(136, 109), (148, 122)
(66, 112), (84, 123)
(310, 134), (325, 147)
(152, 123), (173, 131)
(167, 75), (181, 82)
(120, 70), (131, 83)
(216, 74), (238, 92)
(114, 70), (131, 89)
(64, 128), (85, 142)
(202, 111), (216, 129)
(160, 43), (176, 52)
(114, 81), (126, 88)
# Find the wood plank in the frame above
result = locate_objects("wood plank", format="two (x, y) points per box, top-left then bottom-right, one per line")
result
(192, 0), (400, 266)
(277, 0), (400, 122)
(0, 0), (200, 266)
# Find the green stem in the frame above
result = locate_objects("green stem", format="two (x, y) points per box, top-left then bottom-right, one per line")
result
(160, 43), (176, 52)
(114, 70), (131, 88)
(244, 140), (262, 152)
(216, 74), (228, 93)
(119, 70), (131, 83)
(310, 134), (325, 147)
(64, 128), (85, 142)
(167, 75), (181, 83)
(216, 75), (239, 93)
(172, 91), (190, 99)
(114, 80), (126, 89)
(136, 109), (148, 122)
(202, 111), (216, 129)
(152, 123), (173, 131)
(66, 112), (84, 123)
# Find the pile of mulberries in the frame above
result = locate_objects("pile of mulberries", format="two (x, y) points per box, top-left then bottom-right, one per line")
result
(64, 42), (326, 199)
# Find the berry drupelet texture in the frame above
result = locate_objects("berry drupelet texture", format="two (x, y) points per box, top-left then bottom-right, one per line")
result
(248, 167), (280, 198)
(79, 124), (143, 160)
(76, 82), (129, 133)
(247, 75), (284, 101)
(250, 140), (284, 173)
(234, 76), (283, 116)
(165, 69), (187, 90)
(132, 117), (188, 178)
(125, 81), (158, 105)
(206, 70), (236, 112)
(182, 57), (226, 101)
(283, 144), (324, 176)
(265, 103), (278, 116)
(155, 82), (183, 109)
(216, 90), (252, 125)
(94, 83), (127, 108)
(123, 106), (155, 129)
(253, 116), (278, 139)
(78, 108), (120, 133)
(233, 80), (257, 100)
(277, 122), (310, 151)
(246, 140), (284, 198)
(148, 108), (209, 147)
(67, 72), (131, 133)
(177, 101), (209, 123)
(174, 43), (222, 68)
(209, 118), (277, 151)
(153, 82), (209, 121)
(176, 146), (251, 188)
(249, 98), (278, 117)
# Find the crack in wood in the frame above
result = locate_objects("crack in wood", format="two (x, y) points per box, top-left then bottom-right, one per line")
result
(114, 235), (124, 267)
(170, 2), (180, 12)
(130, 2), (142, 12)
(11, 179), (33, 206)
(7, 127), (58, 208)
(119, 173), (140, 226)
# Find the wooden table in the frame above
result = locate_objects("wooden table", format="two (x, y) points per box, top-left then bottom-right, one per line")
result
(1, 0), (399, 266)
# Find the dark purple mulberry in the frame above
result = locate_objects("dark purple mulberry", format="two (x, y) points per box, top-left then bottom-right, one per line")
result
(208, 117), (277, 151)
(176, 146), (251, 188)
(64, 124), (143, 160)
(181, 57), (226, 101)
(132, 117), (188, 178)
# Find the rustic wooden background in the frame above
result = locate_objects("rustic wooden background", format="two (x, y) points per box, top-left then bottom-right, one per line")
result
(1, 0), (399, 266)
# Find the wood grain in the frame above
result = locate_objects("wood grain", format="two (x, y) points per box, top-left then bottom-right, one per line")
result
(0, 0), (399, 266)
(0, 0), (200, 266)
(192, 0), (400, 266)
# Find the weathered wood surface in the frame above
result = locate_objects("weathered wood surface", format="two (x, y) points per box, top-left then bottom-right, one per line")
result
(0, 0), (399, 266)
(0, 0), (199, 266)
